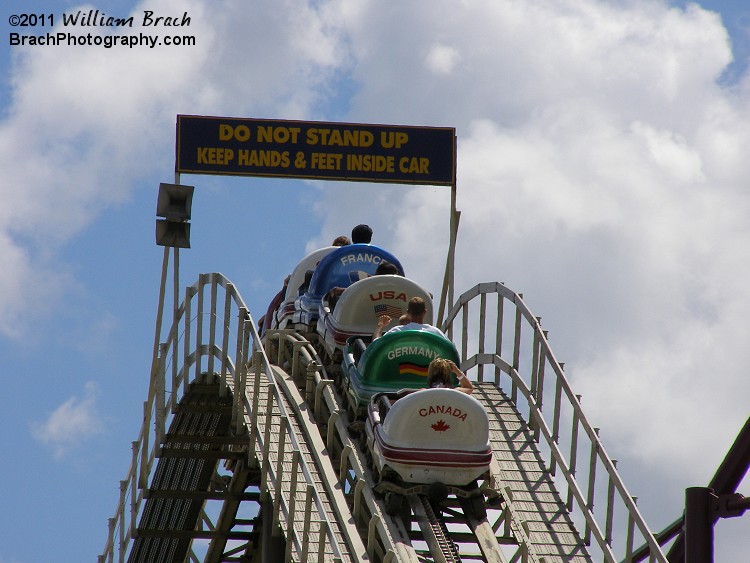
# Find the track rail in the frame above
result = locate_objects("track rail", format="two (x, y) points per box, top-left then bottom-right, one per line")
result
(99, 273), (365, 562)
(100, 273), (670, 563)
(445, 282), (670, 561)
(264, 329), (423, 563)
(264, 330), (566, 562)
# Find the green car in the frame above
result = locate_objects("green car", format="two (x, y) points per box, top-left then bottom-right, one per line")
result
(342, 329), (460, 417)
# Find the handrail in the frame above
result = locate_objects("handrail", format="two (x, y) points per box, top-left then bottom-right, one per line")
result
(100, 274), (678, 561)
(99, 273), (353, 562)
(263, 328), (419, 562)
(444, 282), (669, 563)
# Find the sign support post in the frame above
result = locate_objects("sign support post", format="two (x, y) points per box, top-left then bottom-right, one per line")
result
(437, 135), (459, 333)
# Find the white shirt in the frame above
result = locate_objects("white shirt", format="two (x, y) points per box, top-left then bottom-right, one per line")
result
(385, 322), (446, 338)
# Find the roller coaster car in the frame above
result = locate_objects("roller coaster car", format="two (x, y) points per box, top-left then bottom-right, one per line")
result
(342, 329), (460, 417)
(269, 246), (337, 332)
(316, 274), (433, 360)
(365, 388), (492, 494)
(293, 244), (404, 330)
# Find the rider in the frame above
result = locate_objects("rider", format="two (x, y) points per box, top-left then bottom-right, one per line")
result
(351, 224), (373, 244)
(427, 357), (474, 394)
(373, 296), (445, 339)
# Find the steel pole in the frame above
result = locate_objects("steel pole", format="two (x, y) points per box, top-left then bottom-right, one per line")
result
(685, 487), (714, 563)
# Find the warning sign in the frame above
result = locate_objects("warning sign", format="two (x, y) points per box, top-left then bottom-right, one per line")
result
(176, 115), (456, 186)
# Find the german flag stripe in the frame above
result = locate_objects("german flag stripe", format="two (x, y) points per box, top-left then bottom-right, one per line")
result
(399, 363), (428, 376)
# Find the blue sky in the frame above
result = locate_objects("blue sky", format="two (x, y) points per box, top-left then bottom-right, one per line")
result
(1, 1), (749, 561)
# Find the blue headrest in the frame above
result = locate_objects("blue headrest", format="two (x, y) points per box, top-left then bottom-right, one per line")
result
(306, 244), (404, 298)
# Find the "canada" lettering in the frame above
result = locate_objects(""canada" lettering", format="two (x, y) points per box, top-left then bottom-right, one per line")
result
(418, 404), (467, 421)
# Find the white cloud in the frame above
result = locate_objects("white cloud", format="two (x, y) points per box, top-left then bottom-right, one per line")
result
(0, 0), (349, 338)
(309, 0), (750, 549)
(4, 0), (750, 558)
(425, 43), (461, 75)
(32, 381), (103, 459)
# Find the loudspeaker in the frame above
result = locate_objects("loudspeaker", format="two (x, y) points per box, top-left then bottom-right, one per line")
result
(156, 219), (191, 248)
(156, 183), (194, 221)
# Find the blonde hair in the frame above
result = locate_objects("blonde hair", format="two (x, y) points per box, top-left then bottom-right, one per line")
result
(427, 358), (452, 388)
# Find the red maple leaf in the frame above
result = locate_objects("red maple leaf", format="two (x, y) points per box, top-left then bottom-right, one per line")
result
(431, 419), (450, 432)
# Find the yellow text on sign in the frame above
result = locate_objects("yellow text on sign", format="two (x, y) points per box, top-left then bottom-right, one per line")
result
(197, 147), (234, 165)
(217, 123), (411, 149)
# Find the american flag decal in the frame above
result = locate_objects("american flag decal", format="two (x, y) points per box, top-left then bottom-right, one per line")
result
(374, 304), (403, 318)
